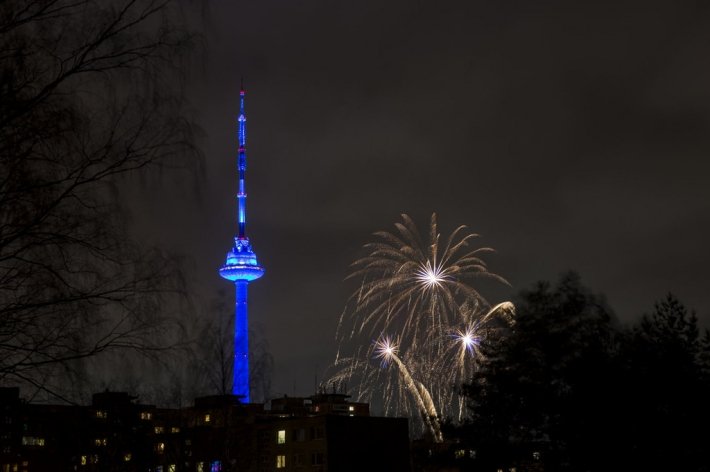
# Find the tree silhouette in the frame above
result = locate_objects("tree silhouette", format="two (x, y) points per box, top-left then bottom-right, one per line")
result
(0, 0), (199, 399)
(455, 274), (710, 472)
(615, 294), (710, 471)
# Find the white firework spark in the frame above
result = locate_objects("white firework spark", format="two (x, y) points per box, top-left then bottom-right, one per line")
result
(328, 214), (514, 440)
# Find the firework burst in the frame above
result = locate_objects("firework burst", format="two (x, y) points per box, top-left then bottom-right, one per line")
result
(328, 214), (514, 441)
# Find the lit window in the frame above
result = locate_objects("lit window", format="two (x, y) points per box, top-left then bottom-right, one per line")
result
(155, 442), (165, 454)
(123, 453), (131, 462)
(204, 414), (211, 423)
(168, 465), (176, 472)
(95, 410), (107, 419)
(533, 451), (541, 460)
(276, 455), (286, 468)
(210, 461), (221, 472)
(170, 427), (180, 433)
(80, 456), (87, 466)
(140, 412), (152, 420)
(277, 430), (286, 444)
(154, 426), (165, 434)
(196, 463), (204, 472)
(348, 406), (354, 411)
(455, 449), (476, 459)
(94, 438), (107, 447)
(21, 436), (45, 447)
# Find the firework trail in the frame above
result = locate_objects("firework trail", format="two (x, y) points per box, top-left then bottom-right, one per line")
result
(374, 336), (443, 442)
(328, 213), (514, 441)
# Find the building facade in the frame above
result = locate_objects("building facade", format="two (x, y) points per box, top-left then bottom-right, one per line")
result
(0, 388), (410, 472)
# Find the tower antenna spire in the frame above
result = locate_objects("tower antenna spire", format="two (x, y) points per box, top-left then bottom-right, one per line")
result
(219, 84), (265, 403)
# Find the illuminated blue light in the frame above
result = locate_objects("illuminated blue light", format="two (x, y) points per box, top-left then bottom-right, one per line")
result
(218, 87), (264, 403)
(238, 202), (246, 225)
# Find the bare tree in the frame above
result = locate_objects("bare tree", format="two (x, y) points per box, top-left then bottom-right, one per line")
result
(0, 0), (200, 399)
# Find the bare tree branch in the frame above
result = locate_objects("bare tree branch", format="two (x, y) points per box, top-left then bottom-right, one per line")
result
(0, 0), (200, 398)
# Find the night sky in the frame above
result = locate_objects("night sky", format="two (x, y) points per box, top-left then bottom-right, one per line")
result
(131, 0), (710, 397)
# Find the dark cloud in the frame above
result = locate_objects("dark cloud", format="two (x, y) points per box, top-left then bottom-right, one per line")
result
(138, 0), (710, 395)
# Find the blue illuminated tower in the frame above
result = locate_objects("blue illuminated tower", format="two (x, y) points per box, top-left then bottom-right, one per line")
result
(219, 87), (264, 402)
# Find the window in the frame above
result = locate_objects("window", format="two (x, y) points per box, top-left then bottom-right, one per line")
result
(168, 465), (176, 472)
(80, 456), (87, 466)
(277, 430), (286, 444)
(21, 436), (45, 447)
(311, 427), (324, 440)
(123, 453), (132, 462)
(291, 428), (306, 442)
(204, 414), (211, 424)
(210, 461), (221, 472)
(276, 455), (286, 469)
(348, 406), (354, 412)
(154, 426), (165, 434)
(93, 438), (107, 447)
(294, 453), (304, 466)
(170, 427), (180, 433)
(140, 412), (152, 420)
(95, 410), (107, 419)
(196, 463), (204, 472)
(311, 452), (324, 465)
(155, 442), (165, 454)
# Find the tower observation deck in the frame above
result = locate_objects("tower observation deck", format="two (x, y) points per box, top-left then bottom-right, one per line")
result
(219, 87), (264, 402)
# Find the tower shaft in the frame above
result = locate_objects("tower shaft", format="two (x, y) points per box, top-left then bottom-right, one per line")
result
(233, 280), (249, 399)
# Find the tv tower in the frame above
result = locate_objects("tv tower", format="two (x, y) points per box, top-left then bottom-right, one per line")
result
(219, 86), (264, 402)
